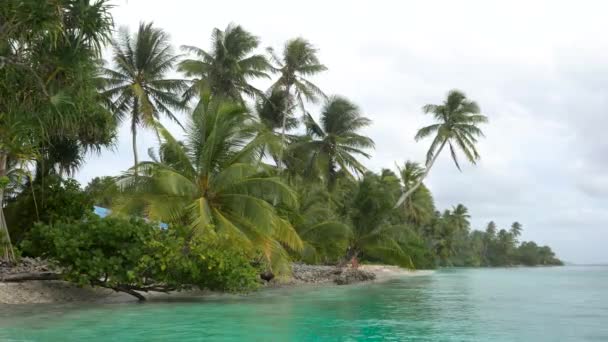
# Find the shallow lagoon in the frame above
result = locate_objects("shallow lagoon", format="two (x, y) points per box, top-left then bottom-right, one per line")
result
(1, 266), (607, 341)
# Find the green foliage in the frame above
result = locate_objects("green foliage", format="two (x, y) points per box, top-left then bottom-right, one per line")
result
(446, 221), (563, 267)
(342, 172), (414, 268)
(517, 242), (563, 266)
(85, 176), (119, 207)
(179, 24), (270, 103)
(22, 216), (259, 297)
(101, 22), (187, 170)
(268, 37), (327, 109)
(0, 0), (116, 261)
(0, 3), (564, 273)
(5, 176), (92, 244)
(115, 100), (302, 274)
(292, 96), (374, 189)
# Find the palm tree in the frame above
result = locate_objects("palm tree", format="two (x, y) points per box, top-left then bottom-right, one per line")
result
(397, 161), (435, 226)
(289, 184), (351, 264)
(396, 90), (487, 207)
(267, 38), (327, 167)
(101, 22), (187, 174)
(115, 101), (302, 273)
(510, 221), (523, 237)
(254, 88), (298, 165)
(295, 96), (374, 190)
(346, 172), (413, 268)
(179, 24), (270, 103)
(450, 204), (471, 232)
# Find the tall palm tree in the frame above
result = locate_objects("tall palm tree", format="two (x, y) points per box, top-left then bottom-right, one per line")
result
(396, 90), (487, 207)
(267, 38), (327, 167)
(510, 221), (523, 237)
(450, 204), (471, 232)
(295, 96), (374, 190)
(179, 24), (270, 104)
(101, 22), (187, 174)
(510, 221), (523, 245)
(115, 101), (302, 273)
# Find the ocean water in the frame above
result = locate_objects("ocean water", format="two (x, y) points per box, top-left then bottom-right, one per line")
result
(0, 266), (607, 341)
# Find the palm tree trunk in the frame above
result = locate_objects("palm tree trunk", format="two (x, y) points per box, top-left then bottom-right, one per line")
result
(395, 139), (447, 208)
(278, 84), (292, 171)
(132, 116), (139, 176)
(0, 151), (16, 264)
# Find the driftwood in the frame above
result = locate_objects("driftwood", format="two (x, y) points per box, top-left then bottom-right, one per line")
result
(0, 272), (61, 282)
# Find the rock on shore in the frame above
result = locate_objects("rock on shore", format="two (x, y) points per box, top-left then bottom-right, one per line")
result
(275, 263), (376, 286)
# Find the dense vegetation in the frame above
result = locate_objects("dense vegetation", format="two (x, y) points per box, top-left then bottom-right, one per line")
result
(0, 0), (561, 297)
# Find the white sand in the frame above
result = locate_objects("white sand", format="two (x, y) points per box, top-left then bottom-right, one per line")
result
(360, 265), (435, 280)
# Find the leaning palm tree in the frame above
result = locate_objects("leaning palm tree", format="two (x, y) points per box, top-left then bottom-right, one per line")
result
(294, 96), (374, 190)
(267, 38), (327, 167)
(179, 24), (270, 104)
(101, 22), (187, 173)
(115, 101), (302, 273)
(396, 90), (487, 207)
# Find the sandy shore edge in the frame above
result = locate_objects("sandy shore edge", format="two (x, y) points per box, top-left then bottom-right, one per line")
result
(0, 266), (434, 305)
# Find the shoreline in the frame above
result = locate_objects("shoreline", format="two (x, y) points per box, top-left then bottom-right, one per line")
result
(0, 264), (433, 305)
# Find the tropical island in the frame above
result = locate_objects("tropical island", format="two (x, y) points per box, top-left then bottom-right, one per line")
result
(0, 0), (562, 303)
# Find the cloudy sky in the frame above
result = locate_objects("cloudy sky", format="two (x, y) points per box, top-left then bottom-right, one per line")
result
(78, 0), (608, 264)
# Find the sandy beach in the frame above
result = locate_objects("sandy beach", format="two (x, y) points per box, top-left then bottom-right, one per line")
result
(0, 265), (433, 305)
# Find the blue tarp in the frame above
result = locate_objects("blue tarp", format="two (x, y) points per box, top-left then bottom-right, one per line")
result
(93, 206), (168, 229)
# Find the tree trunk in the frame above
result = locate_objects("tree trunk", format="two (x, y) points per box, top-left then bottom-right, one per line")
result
(131, 116), (139, 176)
(0, 151), (15, 264)
(395, 139), (448, 208)
(278, 84), (292, 171)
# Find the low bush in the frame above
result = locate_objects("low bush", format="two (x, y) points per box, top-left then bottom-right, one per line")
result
(21, 215), (259, 300)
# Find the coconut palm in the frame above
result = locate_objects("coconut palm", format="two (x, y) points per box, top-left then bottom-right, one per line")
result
(295, 96), (374, 190)
(397, 161), (435, 226)
(179, 24), (270, 104)
(115, 101), (302, 273)
(101, 22), (187, 173)
(288, 184), (351, 264)
(267, 38), (327, 167)
(450, 204), (471, 232)
(254, 88), (298, 165)
(396, 90), (487, 207)
(510, 221), (523, 237)
(346, 172), (413, 268)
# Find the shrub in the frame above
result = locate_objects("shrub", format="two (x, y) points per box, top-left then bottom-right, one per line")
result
(5, 175), (92, 244)
(21, 215), (259, 300)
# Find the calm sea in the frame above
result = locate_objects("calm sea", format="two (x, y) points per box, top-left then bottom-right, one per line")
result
(1, 266), (607, 341)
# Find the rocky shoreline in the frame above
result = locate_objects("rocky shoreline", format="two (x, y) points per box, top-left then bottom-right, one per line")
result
(266, 263), (377, 287)
(0, 259), (423, 304)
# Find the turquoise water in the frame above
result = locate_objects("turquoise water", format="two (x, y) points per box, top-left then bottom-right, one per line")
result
(1, 266), (607, 341)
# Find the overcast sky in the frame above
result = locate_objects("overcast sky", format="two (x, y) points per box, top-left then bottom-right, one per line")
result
(77, 0), (608, 264)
